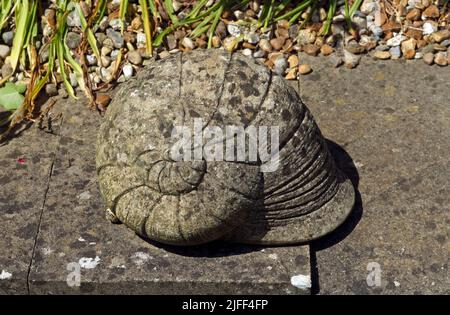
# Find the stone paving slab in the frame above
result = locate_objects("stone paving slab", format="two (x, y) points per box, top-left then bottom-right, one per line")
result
(0, 123), (60, 294)
(26, 100), (310, 294)
(298, 55), (450, 294)
(1, 54), (449, 295)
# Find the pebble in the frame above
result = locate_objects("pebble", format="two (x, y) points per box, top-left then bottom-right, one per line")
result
(320, 44), (334, 56)
(2, 31), (14, 45)
(360, 35), (377, 50)
(159, 50), (171, 59)
(0, 44), (11, 59)
(319, 8), (327, 21)
(66, 32), (81, 49)
(241, 48), (252, 56)
(422, 52), (434, 65)
(101, 56), (111, 67)
(106, 29), (124, 48)
(270, 37), (286, 51)
(330, 54), (344, 67)
(227, 24), (241, 37)
(101, 46), (112, 56)
(98, 17), (109, 31)
(245, 33), (260, 44)
(331, 23), (345, 35)
(100, 67), (112, 81)
(376, 44), (390, 51)
(369, 25), (383, 37)
(86, 54), (97, 66)
(234, 10), (245, 20)
(253, 50), (266, 58)
(259, 39), (272, 52)
(109, 18), (122, 30)
(389, 46), (402, 59)
(405, 28), (423, 40)
(414, 52), (423, 59)
(211, 36), (221, 48)
(345, 41), (366, 54)
(223, 37), (239, 52)
(360, 0), (378, 14)
(386, 34), (407, 47)
(131, 16), (143, 30)
(181, 37), (195, 50)
(303, 44), (320, 56)
(352, 16), (367, 30)
(110, 50), (120, 60)
(1, 62), (13, 77)
(285, 68), (298, 80)
(432, 30), (450, 43)
(173, 0), (183, 12)
(122, 64), (133, 80)
(404, 50), (416, 59)
(273, 57), (288, 75)
(333, 14), (345, 23)
(216, 22), (227, 38)
(59, 87), (68, 98)
(420, 44), (435, 54)
(422, 5), (439, 19)
(127, 50), (142, 65)
(69, 72), (78, 88)
(95, 32), (107, 45)
(298, 64), (312, 75)
(96, 93), (111, 109)
(297, 29), (316, 45)
(45, 83), (58, 96)
(136, 33), (146, 47)
(441, 39), (450, 47)
(422, 22), (437, 35)
(166, 34), (177, 50)
(433, 44), (447, 51)
(401, 38), (417, 58)
(373, 50), (391, 59)
(434, 52), (448, 66)
(406, 8), (421, 21)
(288, 55), (299, 68)
(67, 10), (81, 27)
(344, 50), (361, 68)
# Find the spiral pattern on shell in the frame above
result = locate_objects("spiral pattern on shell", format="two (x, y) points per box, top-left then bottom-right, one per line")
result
(96, 49), (355, 245)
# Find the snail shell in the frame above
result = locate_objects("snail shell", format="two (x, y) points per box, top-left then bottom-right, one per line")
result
(96, 49), (355, 245)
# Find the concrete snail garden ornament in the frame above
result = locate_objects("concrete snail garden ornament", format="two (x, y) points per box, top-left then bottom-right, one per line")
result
(96, 49), (355, 246)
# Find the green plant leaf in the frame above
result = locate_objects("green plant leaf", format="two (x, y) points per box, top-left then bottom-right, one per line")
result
(0, 82), (25, 110)
(14, 82), (27, 94)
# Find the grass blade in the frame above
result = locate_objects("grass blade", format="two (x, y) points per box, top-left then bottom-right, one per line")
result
(139, 0), (153, 56)
(9, 0), (30, 73)
(119, 0), (128, 34)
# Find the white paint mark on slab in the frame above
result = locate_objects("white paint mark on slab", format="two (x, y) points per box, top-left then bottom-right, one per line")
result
(0, 270), (12, 280)
(79, 256), (101, 269)
(394, 281), (401, 287)
(268, 253), (278, 260)
(78, 237), (86, 242)
(290, 274), (311, 290)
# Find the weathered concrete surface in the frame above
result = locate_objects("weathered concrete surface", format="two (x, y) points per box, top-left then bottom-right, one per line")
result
(0, 97), (310, 295)
(1, 54), (449, 294)
(0, 121), (60, 294)
(298, 55), (450, 294)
